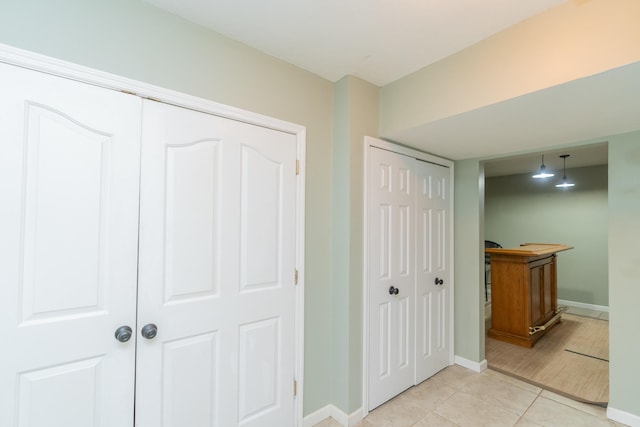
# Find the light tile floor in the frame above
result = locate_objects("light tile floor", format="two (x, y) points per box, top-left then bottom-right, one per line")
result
(317, 305), (618, 427)
(313, 365), (627, 427)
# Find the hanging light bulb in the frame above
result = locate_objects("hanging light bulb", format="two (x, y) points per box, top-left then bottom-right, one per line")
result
(532, 154), (554, 178)
(555, 154), (575, 188)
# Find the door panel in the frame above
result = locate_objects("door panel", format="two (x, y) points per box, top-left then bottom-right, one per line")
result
(21, 103), (110, 319)
(543, 261), (553, 318)
(377, 302), (391, 377)
(17, 357), (104, 426)
(415, 160), (451, 383)
(162, 333), (218, 426)
(368, 147), (416, 410)
(238, 317), (280, 422)
(398, 295), (410, 368)
(137, 100), (296, 427)
(240, 146), (282, 290)
(164, 140), (220, 301)
(0, 62), (141, 426)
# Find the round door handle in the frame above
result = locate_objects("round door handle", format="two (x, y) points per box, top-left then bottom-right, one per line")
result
(434, 278), (444, 285)
(388, 286), (400, 295)
(114, 326), (133, 343)
(141, 323), (158, 340)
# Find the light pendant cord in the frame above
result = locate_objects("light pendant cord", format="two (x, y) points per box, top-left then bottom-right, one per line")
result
(555, 154), (575, 188)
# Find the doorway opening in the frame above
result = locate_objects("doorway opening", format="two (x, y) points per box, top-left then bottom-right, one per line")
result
(482, 141), (609, 405)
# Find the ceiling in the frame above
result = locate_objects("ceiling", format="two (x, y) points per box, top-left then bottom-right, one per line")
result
(144, 0), (566, 86)
(483, 142), (608, 178)
(392, 60), (640, 167)
(143, 0), (639, 173)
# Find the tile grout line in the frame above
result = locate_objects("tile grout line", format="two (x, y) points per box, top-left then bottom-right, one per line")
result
(514, 387), (543, 426)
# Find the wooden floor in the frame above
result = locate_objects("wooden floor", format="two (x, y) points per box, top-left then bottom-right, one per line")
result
(486, 312), (609, 406)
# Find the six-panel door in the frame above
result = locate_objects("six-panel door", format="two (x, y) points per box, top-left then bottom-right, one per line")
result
(368, 147), (416, 410)
(415, 159), (451, 383)
(0, 62), (141, 426)
(367, 144), (452, 411)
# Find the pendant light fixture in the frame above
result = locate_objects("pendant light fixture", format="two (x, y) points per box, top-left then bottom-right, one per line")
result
(555, 154), (575, 188)
(532, 154), (554, 178)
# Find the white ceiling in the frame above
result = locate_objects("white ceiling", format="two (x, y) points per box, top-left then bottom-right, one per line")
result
(391, 61), (640, 163)
(144, 0), (566, 86)
(144, 0), (639, 172)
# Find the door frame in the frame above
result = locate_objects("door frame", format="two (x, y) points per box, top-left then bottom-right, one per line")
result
(362, 136), (454, 417)
(0, 42), (307, 426)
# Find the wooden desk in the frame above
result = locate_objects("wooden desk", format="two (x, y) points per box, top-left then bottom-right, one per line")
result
(486, 243), (573, 348)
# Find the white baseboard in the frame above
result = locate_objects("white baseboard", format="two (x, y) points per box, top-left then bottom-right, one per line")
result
(345, 407), (364, 426)
(303, 404), (363, 427)
(454, 355), (487, 373)
(303, 405), (332, 427)
(607, 406), (640, 427)
(558, 299), (609, 313)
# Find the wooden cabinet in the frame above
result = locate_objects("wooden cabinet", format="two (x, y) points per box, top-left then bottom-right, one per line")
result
(486, 244), (572, 348)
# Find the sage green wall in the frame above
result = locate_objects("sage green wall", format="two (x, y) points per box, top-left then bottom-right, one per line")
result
(453, 160), (486, 363)
(485, 165), (609, 306)
(332, 76), (379, 414)
(0, 0), (334, 416)
(331, 78), (350, 413)
(346, 78), (379, 413)
(608, 131), (640, 418)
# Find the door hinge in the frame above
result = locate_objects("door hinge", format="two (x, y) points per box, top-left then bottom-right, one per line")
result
(293, 379), (297, 397)
(294, 269), (299, 285)
(296, 159), (300, 175)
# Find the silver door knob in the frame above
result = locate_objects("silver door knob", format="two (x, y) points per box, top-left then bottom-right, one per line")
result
(141, 323), (158, 340)
(114, 326), (133, 343)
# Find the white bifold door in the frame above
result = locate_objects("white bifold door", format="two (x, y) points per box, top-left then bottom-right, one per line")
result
(367, 143), (451, 410)
(0, 61), (298, 427)
(415, 159), (451, 383)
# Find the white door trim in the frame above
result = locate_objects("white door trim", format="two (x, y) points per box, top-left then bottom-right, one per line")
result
(362, 136), (454, 418)
(0, 42), (306, 427)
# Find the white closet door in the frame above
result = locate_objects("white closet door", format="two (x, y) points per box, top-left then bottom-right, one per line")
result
(415, 160), (451, 383)
(136, 100), (297, 427)
(368, 147), (416, 410)
(0, 63), (141, 426)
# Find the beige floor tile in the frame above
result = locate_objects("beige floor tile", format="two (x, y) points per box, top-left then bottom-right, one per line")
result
(313, 418), (343, 427)
(514, 417), (545, 426)
(314, 364), (627, 427)
(364, 394), (430, 427)
(431, 364), (478, 389)
(395, 377), (457, 410)
(520, 396), (615, 427)
(433, 390), (521, 427)
(460, 371), (539, 416)
(412, 410), (460, 427)
(539, 390), (609, 419)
